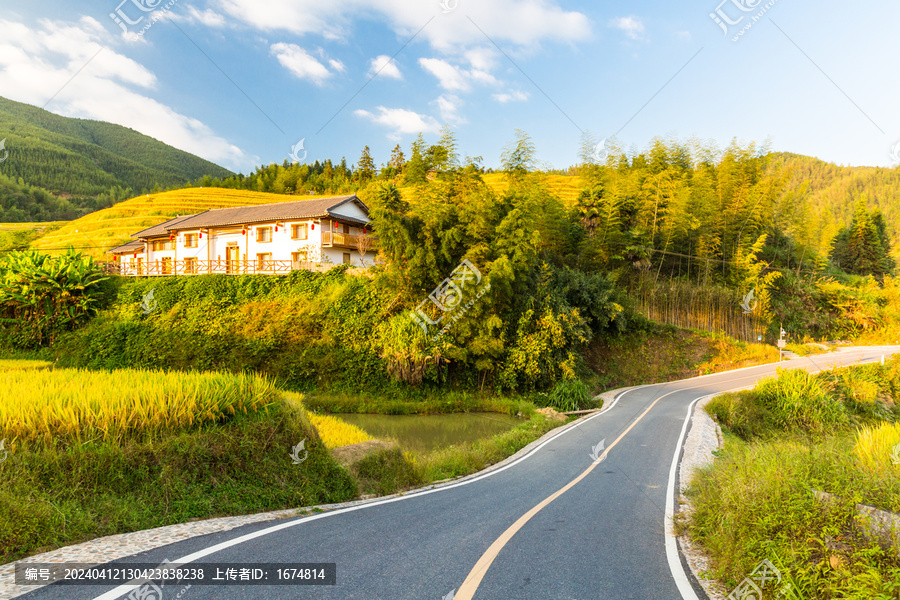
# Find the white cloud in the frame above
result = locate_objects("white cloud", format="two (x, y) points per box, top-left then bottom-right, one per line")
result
(0, 17), (254, 171)
(270, 43), (338, 85)
(493, 90), (529, 103)
(419, 57), (498, 92)
(419, 58), (470, 91)
(677, 30), (692, 42)
(611, 16), (646, 41)
(434, 94), (466, 125)
(213, 0), (590, 53)
(369, 55), (402, 80)
(328, 59), (346, 73)
(354, 106), (440, 140)
(175, 7), (227, 27)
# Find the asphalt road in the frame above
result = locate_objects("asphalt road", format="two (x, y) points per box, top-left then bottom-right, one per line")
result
(17, 346), (900, 600)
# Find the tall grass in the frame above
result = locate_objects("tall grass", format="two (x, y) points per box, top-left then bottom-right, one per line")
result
(755, 368), (848, 434)
(0, 368), (278, 446)
(854, 422), (900, 473)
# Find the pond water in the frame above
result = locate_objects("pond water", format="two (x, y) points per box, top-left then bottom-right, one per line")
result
(333, 412), (524, 454)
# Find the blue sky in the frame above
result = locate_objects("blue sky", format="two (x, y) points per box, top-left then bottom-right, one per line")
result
(1, 0), (898, 174)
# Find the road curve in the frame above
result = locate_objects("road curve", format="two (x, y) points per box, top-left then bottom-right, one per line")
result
(17, 346), (900, 600)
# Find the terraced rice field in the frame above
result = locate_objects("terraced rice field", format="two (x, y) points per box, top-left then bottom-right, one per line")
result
(481, 173), (582, 205)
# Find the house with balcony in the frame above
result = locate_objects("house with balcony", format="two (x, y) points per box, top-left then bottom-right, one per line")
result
(108, 194), (374, 276)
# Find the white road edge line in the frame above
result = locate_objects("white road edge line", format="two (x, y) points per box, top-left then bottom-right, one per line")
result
(663, 347), (900, 599)
(90, 390), (634, 600)
(665, 394), (706, 600)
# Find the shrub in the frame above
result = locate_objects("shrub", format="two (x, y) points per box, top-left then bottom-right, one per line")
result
(0, 250), (109, 347)
(754, 368), (847, 434)
(545, 378), (592, 412)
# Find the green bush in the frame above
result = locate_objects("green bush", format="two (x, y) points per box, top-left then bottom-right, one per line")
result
(0, 250), (109, 347)
(544, 378), (592, 412)
(755, 368), (848, 434)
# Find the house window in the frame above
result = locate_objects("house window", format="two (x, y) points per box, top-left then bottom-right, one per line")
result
(343, 224), (350, 234)
(291, 223), (308, 240)
(184, 257), (198, 274)
(161, 257), (173, 275)
(256, 227), (272, 243)
(152, 240), (173, 251)
(256, 252), (272, 270)
(343, 252), (351, 264)
(184, 233), (198, 248)
(291, 251), (308, 269)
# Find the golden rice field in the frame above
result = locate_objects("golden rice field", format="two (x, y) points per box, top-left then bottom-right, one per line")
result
(306, 413), (373, 449)
(0, 359), (52, 371)
(280, 392), (373, 449)
(0, 368), (278, 447)
(30, 188), (353, 260)
(481, 173), (583, 206)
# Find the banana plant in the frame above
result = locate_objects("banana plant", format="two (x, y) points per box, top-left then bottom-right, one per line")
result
(0, 249), (109, 346)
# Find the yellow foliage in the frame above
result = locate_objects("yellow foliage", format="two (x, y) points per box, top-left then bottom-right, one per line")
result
(853, 422), (900, 472)
(0, 368), (277, 446)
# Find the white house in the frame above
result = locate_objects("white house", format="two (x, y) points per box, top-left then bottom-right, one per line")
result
(108, 194), (374, 276)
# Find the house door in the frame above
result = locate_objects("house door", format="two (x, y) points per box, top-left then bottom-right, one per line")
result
(136, 257), (144, 275)
(226, 246), (240, 274)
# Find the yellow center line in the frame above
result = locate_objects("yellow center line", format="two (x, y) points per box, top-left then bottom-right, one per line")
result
(453, 385), (683, 600)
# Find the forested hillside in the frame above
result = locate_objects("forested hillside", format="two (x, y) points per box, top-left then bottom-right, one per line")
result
(0, 97), (232, 201)
(774, 152), (900, 262)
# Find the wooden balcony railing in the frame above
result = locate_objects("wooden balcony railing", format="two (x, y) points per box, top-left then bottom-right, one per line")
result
(107, 259), (338, 277)
(322, 232), (377, 249)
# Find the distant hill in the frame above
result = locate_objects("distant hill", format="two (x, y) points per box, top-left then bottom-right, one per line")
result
(772, 152), (900, 259)
(0, 96), (233, 199)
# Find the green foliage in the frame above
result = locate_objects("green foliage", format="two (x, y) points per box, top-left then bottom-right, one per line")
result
(544, 378), (592, 412)
(0, 250), (110, 347)
(0, 96), (232, 198)
(0, 398), (357, 563)
(831, 198), (895, 278)
(754, 368), (848, 435)
(352, 448), (423, 496)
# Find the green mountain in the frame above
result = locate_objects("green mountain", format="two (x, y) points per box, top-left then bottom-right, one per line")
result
(772, 152), (900, 261)
(0, 96), (233, 199)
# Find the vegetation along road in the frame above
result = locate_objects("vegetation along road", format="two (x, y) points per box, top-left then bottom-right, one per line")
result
(14, 346), (897, 600)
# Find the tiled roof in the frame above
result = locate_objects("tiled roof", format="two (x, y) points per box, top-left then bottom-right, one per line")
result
(164, 195), (369, 231)
(130, 215), (201, 239)
(107, 240), (145, 254)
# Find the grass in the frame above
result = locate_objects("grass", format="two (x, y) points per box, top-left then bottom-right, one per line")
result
(0, 368), (278, 447)
(687, 358), (900, 599)
(303, 390), (536, 417)
(784, 342), (831, 357)
(586, 324), (778, 390)
(0, 370), (357, 564)
(347, 411), (568, 496)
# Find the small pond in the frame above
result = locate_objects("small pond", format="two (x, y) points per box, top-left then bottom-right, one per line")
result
(333, 412), (524, 454)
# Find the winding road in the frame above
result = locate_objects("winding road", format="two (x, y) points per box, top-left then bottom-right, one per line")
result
(18, 346), (900, 600)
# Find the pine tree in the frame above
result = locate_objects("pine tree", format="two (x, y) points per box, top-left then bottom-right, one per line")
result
(404, 134), (427, 184)
(356, 146), (376, 183)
